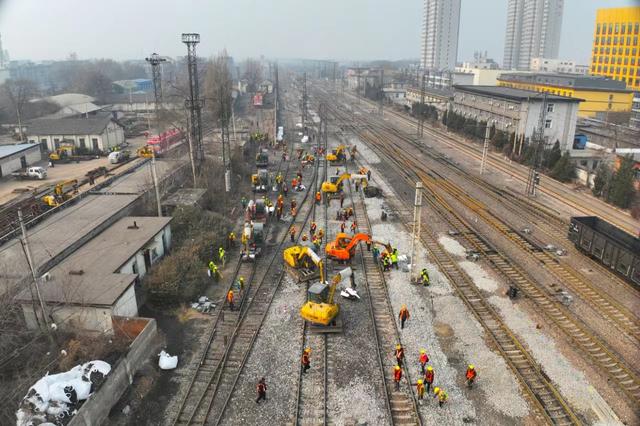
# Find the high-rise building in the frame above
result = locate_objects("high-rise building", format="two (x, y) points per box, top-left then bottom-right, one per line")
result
(589, 6), (640, 91)
(503, 0), (564, 70)
(420, 0), (461, 71)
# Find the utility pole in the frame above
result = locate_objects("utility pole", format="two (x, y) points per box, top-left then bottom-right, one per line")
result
(480, 121), (492, 175)
(185, 112), (197, 187)
(145, 53), (166, 217)
(301, 72), (308, 125)
(410, 182), (423, 279)
(18, 209), (49, 332)
(378, 69), (384, 116)
(526, 93), (548, 196)
(182, 33), (204, 165)
(417, 73), (426, 137)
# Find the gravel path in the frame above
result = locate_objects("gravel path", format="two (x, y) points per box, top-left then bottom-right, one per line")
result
(348, 136), (381, 164)
(437, 235), (467, 257)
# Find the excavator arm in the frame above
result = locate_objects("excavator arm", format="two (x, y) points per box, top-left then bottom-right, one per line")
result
(344, 233), (372, 252)
(327, 267), (352, 305)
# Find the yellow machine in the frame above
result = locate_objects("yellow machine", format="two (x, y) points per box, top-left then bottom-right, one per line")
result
(284, 246), (324, 283)
(49, 144), (75, 162)
(326, 145), (346, 163)
(321, 173), (367, 194)
(300, 267), (352, 326)
(42, 179), (78, 207)
(137, 145), (154, 158)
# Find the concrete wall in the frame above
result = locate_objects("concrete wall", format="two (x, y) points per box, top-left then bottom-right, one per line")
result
(29, 122), (125, 152)
(69, 318), (158, 426)
(0, 145), (42, 176)
(118, 225), (171, 279)
(112, 285), (138, 318)
(21, 303), (114, 332)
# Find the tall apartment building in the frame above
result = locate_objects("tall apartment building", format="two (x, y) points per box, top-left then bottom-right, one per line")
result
(503, 0), (564, 70)
(589, 6), (640, 91)
(420, 0), (461, 71)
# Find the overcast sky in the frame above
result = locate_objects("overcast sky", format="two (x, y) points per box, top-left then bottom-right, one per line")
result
(0, 0), (638, 65)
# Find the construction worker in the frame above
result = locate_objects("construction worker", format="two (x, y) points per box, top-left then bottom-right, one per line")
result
(312, 235), (321, 251)
(292, 177), (298, 189)
(382, 255), (391, 272)
(241, 196), (248, 210)
(394, 344), (405, 367)
(302, 234), (308, 242)
(466, 364), (477, 388)
(420, 268), (430, 286)
(283, 183), (289, 197)
(398, 304), (410, 329)
(310, 221), (317, 235)
(366, 240), (372, 252)
(350, 221), (357, 233)
(291, 199), (297, 211)
(433, 387), (448, 408)
(424, 366), (434, 393)
(227, 289), (235, 311)
(393, 365), (402, 391)
(219, 247), (226, 267)
(355, 180), (360, 192)
(290, 226), (296, 242)
(391, 248), (398, 270)
(208, 261), (218, 280)
(339, 192), (345, 208)
(315, 191), (321, 204)
(291, 206), (297, 217)
(372, 246), (380, 264)
(340, 222), (346, 233)
(367, 170), (371, 181)
(241, 232), (248, 247)
(238, 276), (245, 294)
(228, 231), (236, 248)
(317, 228), (324, 241)
(419, 349), (429, 375)
(416, 379), (425, 402)
(301, 347), (311, 373)
(256, 377), (267, 403)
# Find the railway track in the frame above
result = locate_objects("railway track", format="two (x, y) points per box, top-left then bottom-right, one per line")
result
(172, 124), (307, 425)
(338, 88), (638, 236)
(321, 97), (640, 408)
(339, 147), (420, 425)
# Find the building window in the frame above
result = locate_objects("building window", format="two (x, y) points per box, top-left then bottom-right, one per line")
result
(617, 57), (622, 65)
(626, 48), (630, 55)
(632, 58), (636, 66)
(603, 66), (608, 73)
(616, 67), (621, 74)
(547, 103), (555, 113)
(635, 36), (639, 46)
(622, 24), (626, 35)
(609, 23), (613, 34)
(78, 138), (86, 149)
(595, 36), (600, 45)
(544, 119), (552, 129)
(615, 23), (620, 34)
(597, 23), (601, 34)
(91, 138), (99, 150)
(607, 36), (612, 44)
(627, 36), (632, 45)
(132, 261), (138, 274)
(635, 23), (639, 34)
(614, 36), (618, 44)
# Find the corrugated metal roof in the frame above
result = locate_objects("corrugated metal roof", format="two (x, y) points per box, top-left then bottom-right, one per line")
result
(26, 115), (119, 136)
(454, 85), (583, 102)
(0, 143), (39, 160)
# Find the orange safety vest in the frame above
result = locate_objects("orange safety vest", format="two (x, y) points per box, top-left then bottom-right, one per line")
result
(399, 308), (410, 320)
(395, 348), (404, 360)
(302, 353), (310, 365)
(425, 371), (434, 383)
(393, 368), (402, 382)
(227, 291), (234, 303)
(466, 368), (476, 380)
(416, 383), (425, 396)
(420, 353), (429, 365)
(315, 192), (321, 201)
(257, 382), (266, 393)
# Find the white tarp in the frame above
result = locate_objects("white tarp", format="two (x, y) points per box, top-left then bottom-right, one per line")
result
(158, 350), (178, 370)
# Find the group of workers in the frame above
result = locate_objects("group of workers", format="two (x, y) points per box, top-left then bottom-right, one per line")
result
(372, 245), (399, 272)
(393, 343), (478, 408)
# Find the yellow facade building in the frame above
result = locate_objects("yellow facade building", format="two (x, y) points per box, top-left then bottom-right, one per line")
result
(590, 6), (640, 91)
(497, 72), (634, 118)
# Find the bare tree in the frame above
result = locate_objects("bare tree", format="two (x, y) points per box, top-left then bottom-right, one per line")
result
(242, 58), (262, 92)
(3, 79), (37, 141)
(204, 51), (233, 126)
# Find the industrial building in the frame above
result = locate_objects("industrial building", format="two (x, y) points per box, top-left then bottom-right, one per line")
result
(420, 0), (461, 70)
(497, 72), (634, 118)
(631, 92), (640, 129)
(0, 143), (43, 178)
(451, 85), (581, 151)
(589, 6), (640, 91)
(15, 216), (172, 332)
(26, 115), (125, 152)
(503, 0), (564, 71)
(530, 58), (589, 75)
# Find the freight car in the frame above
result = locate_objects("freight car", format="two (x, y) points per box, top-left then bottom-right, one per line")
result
(568, 216), (640, 286)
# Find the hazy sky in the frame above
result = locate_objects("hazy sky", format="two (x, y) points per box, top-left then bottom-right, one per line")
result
(0, 0), (638, 65)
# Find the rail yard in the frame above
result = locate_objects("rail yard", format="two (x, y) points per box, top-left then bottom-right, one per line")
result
(3, 3), (640, 425)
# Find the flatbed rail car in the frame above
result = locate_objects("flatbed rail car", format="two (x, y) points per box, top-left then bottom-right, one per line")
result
(568, 216), (640, 287)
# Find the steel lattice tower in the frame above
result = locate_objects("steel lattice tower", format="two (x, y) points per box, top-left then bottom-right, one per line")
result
(182, 33), (204, 164)
(145, 53), (166, 133)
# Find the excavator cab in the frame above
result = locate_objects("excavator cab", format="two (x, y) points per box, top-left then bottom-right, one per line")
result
(326, 145), (346, 163)
(284, 246), (324, 283)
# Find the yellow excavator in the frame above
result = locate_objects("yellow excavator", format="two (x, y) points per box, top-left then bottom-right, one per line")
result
(300, 267), (352, 326)
(283, 246), (324, 283)
(42, 179), (79, 207)
(137, 145), (154, 158)
(326, 145), (346, 163)
(321, 173), (368, 194)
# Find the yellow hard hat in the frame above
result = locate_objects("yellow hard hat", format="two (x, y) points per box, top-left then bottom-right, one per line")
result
(417, 379), (423, 384)
(434, 387), (440, 394)
(239, 277), (244, 283)
(396, 344), (401, 349)
(304, 347), (311, 353)
(420, 349), (426, 354)
(394, 365), (401, 370)
(469, 364), (475, 370)
(427, 366), (433, 371)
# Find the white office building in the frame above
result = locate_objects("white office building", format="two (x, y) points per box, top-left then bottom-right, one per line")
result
(503, 0), (564, 71)
(420, 0), (461, 71)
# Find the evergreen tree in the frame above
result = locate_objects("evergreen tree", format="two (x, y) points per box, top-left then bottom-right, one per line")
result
(592, 162), (612, 198)
(543, 141), (562, 170)
(550, 152), (575, 182)
(442, 110), (448, 126)
(609, 156), (636, 209)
